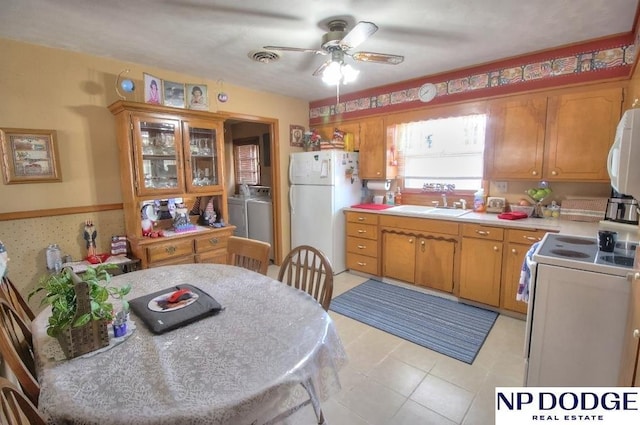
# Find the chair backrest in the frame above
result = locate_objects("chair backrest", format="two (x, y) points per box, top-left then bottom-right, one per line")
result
(277, 245), (334, 311)
(0, 376), (46, 425)
(227, 236), (271, 275)
(0, 300), (38, 406)
(0, 277), (35, 323)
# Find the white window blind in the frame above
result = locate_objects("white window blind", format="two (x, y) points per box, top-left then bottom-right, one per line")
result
(395, 114), (486, 190)
(233, 144), (259, 185)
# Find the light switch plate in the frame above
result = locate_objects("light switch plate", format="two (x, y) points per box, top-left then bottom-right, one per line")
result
(495, 181), (508, 193)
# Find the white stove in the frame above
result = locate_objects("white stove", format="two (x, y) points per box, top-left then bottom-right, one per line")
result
(525, 232), (633, 386)
(534, 233), (636, 276)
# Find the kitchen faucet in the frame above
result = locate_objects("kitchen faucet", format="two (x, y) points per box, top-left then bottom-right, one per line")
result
(441, 193), (448, 207)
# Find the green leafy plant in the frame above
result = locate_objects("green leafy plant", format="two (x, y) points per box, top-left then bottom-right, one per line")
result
(29, 264), (131, 338)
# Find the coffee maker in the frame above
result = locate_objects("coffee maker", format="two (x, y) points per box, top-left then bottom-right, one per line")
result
(605, 188), (639, 225)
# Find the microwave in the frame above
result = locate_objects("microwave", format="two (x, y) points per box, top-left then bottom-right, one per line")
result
(608, 108), (640, 201)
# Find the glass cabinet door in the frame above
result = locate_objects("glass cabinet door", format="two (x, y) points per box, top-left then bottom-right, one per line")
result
(132, 116), (184, 196)
(183, 120), (222, 192)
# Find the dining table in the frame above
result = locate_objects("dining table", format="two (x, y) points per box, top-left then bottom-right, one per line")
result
(32, 263), (347, 425)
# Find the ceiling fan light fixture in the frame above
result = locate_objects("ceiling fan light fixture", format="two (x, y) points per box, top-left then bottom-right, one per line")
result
(321, 61), (344, 85)
(341, 64), (359, 84)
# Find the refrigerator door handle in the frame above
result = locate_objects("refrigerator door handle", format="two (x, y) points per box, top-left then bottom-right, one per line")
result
(289, 187), (294, 214)
(288, 155), (293, 184)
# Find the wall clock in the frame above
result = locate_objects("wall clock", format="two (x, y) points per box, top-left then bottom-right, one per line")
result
(418, 83), (437, 103)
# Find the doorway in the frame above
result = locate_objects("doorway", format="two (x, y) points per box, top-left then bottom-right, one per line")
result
(224, 116), (281, 265)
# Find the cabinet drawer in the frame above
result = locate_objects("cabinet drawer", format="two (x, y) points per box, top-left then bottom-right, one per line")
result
(146, 239), (194, 263)
(195, 250), (227, 264)
(461, 224), (504, 241)
(347, 236), (378, 257)
(147, 254), (195, 268)
(346, 222), (378, 240)
(379, 215), (459, 235)
(194, 233), (230, 253)
(346, 211), (379, 225)
(347, 253), (378, 275)
(507, 228), (549, 244)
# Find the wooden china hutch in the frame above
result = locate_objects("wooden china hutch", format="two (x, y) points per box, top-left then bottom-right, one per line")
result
(109, 101), (234, 268)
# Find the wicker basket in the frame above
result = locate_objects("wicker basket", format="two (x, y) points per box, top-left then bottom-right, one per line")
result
(56, 281), (110, 359)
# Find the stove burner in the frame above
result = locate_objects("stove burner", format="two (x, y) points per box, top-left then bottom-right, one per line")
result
(599, 255), (635, 267)
(555, 236), (597, 245)
(550, 249), (591, 259)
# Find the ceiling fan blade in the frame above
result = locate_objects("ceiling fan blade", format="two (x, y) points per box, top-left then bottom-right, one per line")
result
(263, 45), (327, 55)
(352, 51), (404, 65)
(312, 60), (331, 77)
(339, 21), (378, 50)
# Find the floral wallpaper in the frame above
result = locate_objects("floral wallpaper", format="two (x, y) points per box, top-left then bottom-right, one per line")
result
(310, 41), (635, 120)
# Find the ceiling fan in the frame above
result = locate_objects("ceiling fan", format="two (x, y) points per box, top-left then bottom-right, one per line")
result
(263, 20), (404, 79)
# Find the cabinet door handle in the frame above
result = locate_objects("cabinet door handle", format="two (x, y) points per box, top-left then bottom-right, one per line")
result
(523, 236), (540, 241)
(165, 246), (177, 254)
(511, 248), (517, 254)
(551, 170), (558, 176)
(357, 244), (366, 249)
(208, 238), (219, 245)
(408, 238), (414, 244)
(475, 230), (489, 236)
(357, 217), (365, 221)
(532, 170), (538, 176)
(421, 240), (425, 252)
(357, 229), (367, 234)
(357, 261), (367, 266)
(633, 329), (640, 339)
(493, 246), (499, 252)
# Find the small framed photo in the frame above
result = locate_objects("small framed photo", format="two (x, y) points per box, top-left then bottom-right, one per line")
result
(0, 128), (62, 184)
(163, 80), (185, 108)
(290, 125), (304, 147)
(144, 73), (163, 105)
(186, 84), (208, 110)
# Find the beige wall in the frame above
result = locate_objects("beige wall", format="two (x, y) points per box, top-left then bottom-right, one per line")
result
(0, 38), (308, 302)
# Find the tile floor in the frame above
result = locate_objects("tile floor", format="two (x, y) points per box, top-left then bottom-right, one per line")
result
(267, 266), (526, 425)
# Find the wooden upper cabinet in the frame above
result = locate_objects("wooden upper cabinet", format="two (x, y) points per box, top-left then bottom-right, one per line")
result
(544, 87), (622, 181)
(359, 117), (396, 180)
(485, 96), (546, 180)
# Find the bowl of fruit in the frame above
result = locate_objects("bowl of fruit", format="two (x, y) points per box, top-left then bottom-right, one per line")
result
(525, 182), (553, 217)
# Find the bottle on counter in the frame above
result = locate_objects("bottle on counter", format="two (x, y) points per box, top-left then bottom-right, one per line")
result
(395, 187), (402, 205)
(473, 189), (486, 212)
(46, 243), (62, 272)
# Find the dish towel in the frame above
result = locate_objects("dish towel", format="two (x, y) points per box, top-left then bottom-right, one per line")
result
(516, 242), (540, 303)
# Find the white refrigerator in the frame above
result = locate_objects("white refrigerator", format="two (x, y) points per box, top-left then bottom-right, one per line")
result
(289, 150), (360, 274)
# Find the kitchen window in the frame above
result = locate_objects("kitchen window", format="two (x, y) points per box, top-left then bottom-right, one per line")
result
(395, 113), (486, 191)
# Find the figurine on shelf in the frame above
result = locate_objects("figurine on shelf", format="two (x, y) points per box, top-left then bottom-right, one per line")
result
(83, 220), (97, 258)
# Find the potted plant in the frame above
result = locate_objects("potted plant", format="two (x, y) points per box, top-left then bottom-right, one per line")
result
(29, 264), (131, 358)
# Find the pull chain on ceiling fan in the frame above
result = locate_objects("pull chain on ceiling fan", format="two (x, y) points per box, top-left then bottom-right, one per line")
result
(264, 20), (404, 87)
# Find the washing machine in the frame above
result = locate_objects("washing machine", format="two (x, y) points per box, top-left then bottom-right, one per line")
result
(227, 196), (248, 237)
(246, 197), (274, 261)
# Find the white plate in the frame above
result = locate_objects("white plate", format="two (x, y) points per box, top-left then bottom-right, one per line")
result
(147, 291), (199, 312)
(141, 204), (159, 221)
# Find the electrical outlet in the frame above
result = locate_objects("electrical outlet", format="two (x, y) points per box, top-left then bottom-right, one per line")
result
(495, 181), (508, 193)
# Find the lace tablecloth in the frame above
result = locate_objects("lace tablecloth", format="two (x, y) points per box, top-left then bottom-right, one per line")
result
(33, 264), (347, 425)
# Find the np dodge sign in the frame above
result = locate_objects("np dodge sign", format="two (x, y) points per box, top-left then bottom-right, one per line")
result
(496, 388), (640, 424)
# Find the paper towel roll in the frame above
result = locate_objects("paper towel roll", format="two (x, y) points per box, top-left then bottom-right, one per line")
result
(366, 180), (391, 191)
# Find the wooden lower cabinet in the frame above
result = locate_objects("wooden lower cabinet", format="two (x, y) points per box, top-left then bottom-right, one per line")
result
(380, 216), (459, 293)
(459, 224), (504, 307)
(133, 226), (235, 268)
(382, 232), (416, 283)
(345, 212), (379, 275)
(416, 236), (455, 293)
(501, 229), (548, 314)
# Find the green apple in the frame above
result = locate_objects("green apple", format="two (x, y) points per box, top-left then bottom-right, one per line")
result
(535, 189), (547, 200)
(527, 188), (537, 197)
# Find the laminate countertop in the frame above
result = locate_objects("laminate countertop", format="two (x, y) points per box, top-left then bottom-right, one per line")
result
(343, 205), (640, 243)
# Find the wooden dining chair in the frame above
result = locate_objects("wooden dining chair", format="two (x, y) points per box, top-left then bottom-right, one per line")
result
(277, 245), (334, 311)
(0, 277), (35, 323)
(226, 236), (271, 275)
(0, 377), (46, 425)
(0, 300), (39, 406)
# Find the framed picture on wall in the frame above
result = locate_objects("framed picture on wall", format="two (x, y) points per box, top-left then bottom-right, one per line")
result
(143, 73), (163, 105)
(163, 80), (185, 108)
(290, 125), (304, 147)
(186, 84), (208, 110)
(0, 128), (62, 184)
